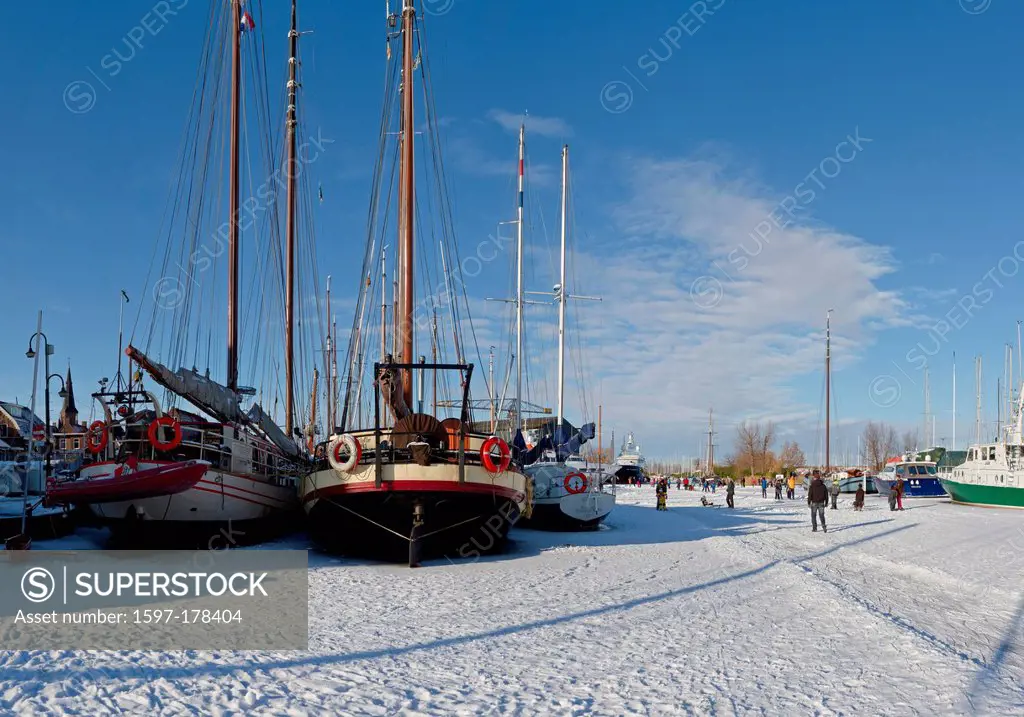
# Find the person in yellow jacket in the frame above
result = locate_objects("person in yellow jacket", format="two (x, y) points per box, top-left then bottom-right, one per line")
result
(787, 474), (796, 499)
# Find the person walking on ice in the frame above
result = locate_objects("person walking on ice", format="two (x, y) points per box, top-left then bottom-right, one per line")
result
(807, 472), (828, 532)
(761, 475), (768, 498)
(829, 477), (840, 510)
(726, 478), (735, 508)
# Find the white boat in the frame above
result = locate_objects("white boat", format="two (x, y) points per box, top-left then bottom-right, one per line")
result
(941, 383), (1024, 509)
(511, 144), (614, 530)
(523, 454), (615, 530)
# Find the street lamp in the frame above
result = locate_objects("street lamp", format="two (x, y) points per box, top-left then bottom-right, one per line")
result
(45, 373), (67, 474)
(25, 331), (55, 481)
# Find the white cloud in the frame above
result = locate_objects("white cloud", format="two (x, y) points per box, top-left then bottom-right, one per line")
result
(447, 135), (557, 188)
(556, 155), (911, 460)
(487, 109), (573, 139)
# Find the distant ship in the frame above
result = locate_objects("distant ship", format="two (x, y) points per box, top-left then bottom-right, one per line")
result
(614, 432), (647, 483)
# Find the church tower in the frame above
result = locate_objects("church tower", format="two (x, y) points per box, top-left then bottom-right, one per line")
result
(59, 365), (78, 431)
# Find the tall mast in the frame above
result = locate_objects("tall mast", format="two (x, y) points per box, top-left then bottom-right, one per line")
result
(825, 309), (833, 473)
(515, 124), (525, 435)
(706, 408), (714, 476)
(1018, 321), (1022, 386)
(284, 0), (299, 434)
(332, 319), (338, 429)
(325, 276), (333, 430)
(556, 144), (568, 428)
(952, 351), (956, 450)
(381, 246), (388, 361)
(226, 0), (242, 391)
(489, 345), (496, 433)
(398, 0), (416, 408)
(923, 366), (931, 448)
(975, 355), (982, 444)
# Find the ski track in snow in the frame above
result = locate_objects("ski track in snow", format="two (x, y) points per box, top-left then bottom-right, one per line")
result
(1, 487), (1021, 715)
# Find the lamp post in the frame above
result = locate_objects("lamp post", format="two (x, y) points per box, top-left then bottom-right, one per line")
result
(45, 373), (67, 476)
(25, 331), (56, 482)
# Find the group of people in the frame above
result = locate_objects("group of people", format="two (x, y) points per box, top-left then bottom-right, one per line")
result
(657, 476), (737, 510)
(759, 474), (798, 500)
(806, 472), (872, 530)
(653, 467), (901, 530)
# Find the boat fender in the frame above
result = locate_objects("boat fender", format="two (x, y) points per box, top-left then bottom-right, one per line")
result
(85, 420), (109, 454)
(480, 436), (511, 474)
(148, 416), (183, 452)
(329, 434), (362, 473)
(564, 472), (588, 494)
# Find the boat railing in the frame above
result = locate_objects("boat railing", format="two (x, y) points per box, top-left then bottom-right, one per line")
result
(372, 361), (475, 486)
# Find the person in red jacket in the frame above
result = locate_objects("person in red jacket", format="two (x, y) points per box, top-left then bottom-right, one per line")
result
(807, 472), (828, 532)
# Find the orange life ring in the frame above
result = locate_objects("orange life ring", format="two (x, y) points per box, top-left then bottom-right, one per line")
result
(148, 416), (183, 452)
(85, 420), (108, 454)
(564, 471), (588, 494)
(480, 436), (511, 474)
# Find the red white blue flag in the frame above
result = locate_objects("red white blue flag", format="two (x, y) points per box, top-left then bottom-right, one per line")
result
(240, 7), (255, 32)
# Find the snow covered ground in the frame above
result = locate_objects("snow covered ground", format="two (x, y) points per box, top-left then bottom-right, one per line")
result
(1, 486), (1022, 715)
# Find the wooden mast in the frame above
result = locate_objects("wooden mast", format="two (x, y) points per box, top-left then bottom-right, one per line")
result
(398, 0), (416, 407)
(227, 0), (242, 391)
(825, 309), (833, 474)
(284, 0), (299, 434)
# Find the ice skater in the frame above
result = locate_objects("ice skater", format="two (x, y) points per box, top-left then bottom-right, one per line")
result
(895, 476), (905, 511)
(726, 478), (735, 508)
(761, 476), (768, 498)
(830, 478), (840, 510)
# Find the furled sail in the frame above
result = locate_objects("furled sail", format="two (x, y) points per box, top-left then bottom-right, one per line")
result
(127, 345), (246, 424)
(247, 403), (301, 459)
(126, 345), (300, 459)
(516, 419), (596, 466)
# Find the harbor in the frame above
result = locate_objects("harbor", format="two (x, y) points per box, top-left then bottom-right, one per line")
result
(1, 0), (1023, 714)
(3, 486), (1020, 714)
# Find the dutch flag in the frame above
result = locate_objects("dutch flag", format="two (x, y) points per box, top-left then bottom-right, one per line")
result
(240, 7), (255, 32)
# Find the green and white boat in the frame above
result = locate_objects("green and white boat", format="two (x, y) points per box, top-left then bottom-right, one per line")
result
(940, 393), (1024, 509)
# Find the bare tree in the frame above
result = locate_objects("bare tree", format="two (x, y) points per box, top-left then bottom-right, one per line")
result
(778, 441), (806, 472)
(734, 421), (778, 476)
(901, 429), (919, 453)
(863, 422), (900, 472)
(734, 421), (760, 477)
(758, 421), (776, 475)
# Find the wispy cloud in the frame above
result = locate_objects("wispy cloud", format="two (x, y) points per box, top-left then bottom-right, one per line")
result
(487, 109), (573, 139)
(448, 135), (557, 187)
(559, 153), (911, 458)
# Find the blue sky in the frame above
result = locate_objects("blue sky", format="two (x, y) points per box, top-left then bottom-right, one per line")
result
(2, 0), (1023, 463)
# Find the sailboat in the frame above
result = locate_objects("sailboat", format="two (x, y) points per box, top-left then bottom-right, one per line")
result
(941, 340), (1024, 508)
(45, 1), (313, 542)
(300, 1), (531, 566)
(516, 144), (614, 530)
